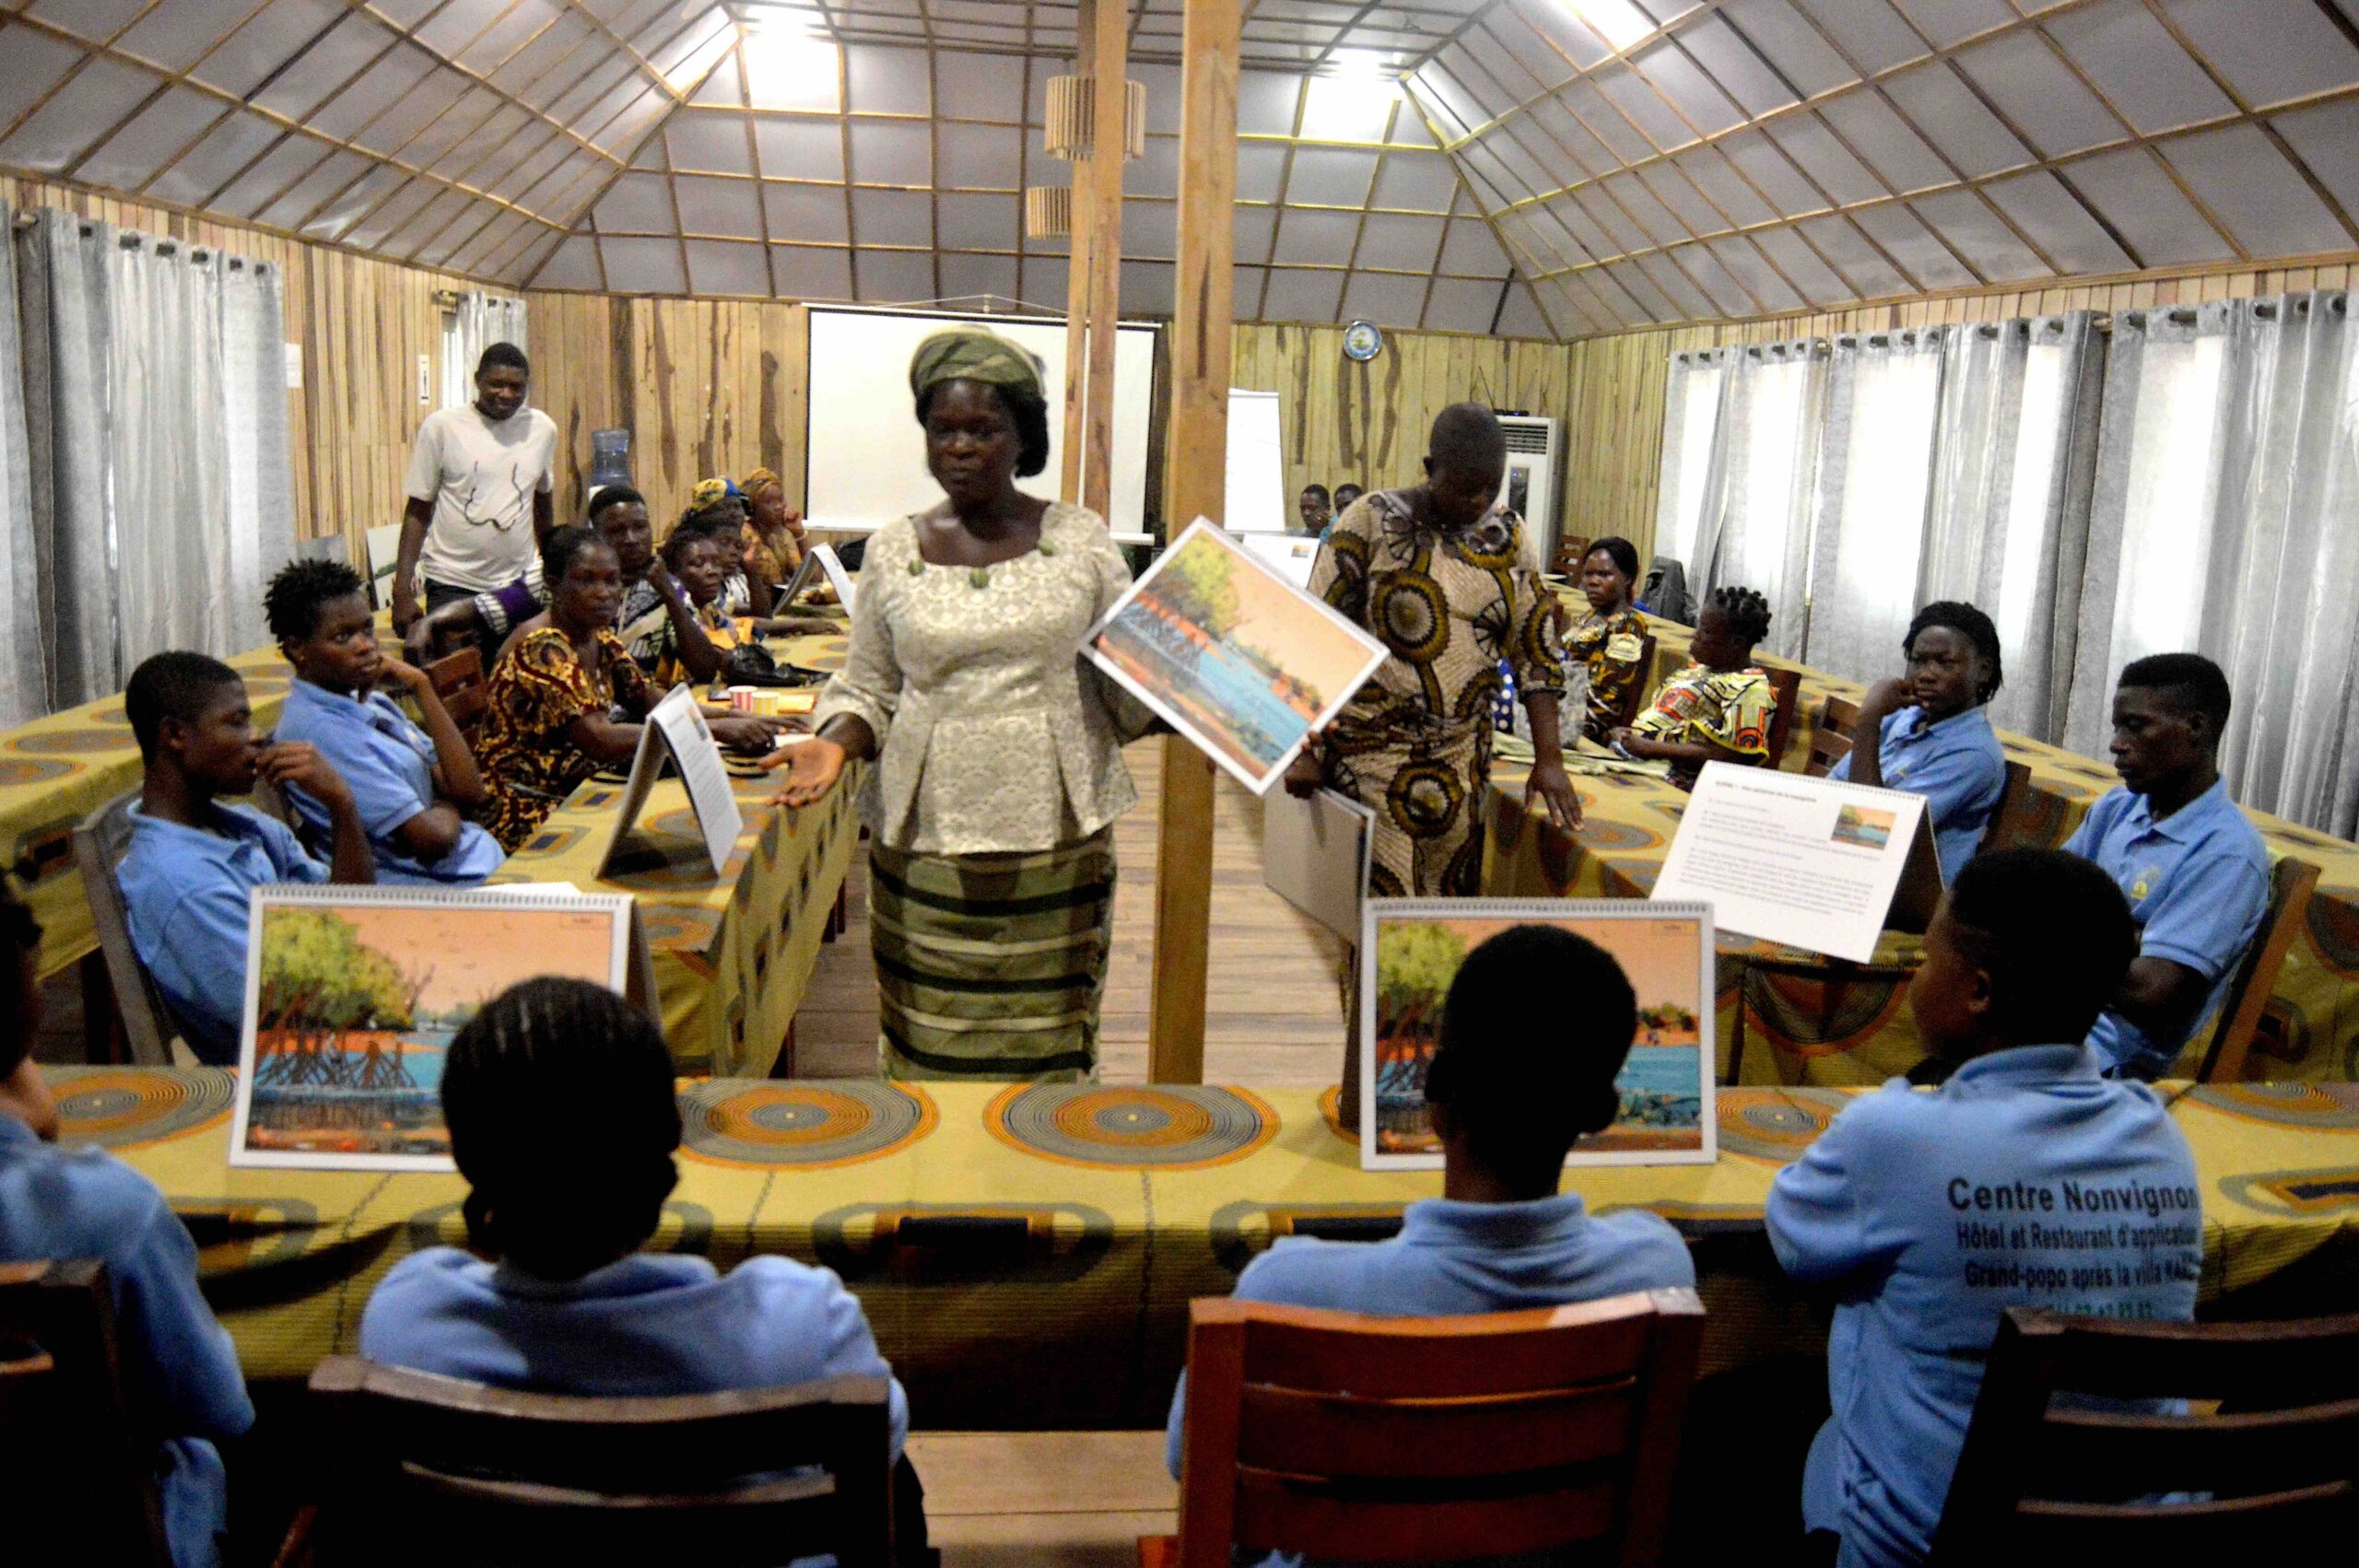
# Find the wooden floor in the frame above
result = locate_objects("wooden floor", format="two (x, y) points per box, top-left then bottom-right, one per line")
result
(910, 1431), (1175, 1567)
(794, 739), (1349, 1085)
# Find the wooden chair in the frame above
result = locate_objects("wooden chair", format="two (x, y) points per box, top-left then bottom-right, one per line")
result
(1146, 1288), (1704, 1568)
(72, 790), (182, 1066)
(291, 1357), (896, 1566)
(1763, 666), (1804, 769)
(2195, 854), (2322, 1082)
(1612, 629), (1660, 730)
(1930, 1305), (2359, 1561)
(1806, 694), (1860, 777)
(364, 523), (404, 611)
(0, 1260), (173, 1566)
(422, 647), (488, 738)
(1974, 759), (2037, 857)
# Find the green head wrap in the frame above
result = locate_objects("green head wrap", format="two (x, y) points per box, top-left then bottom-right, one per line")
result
(909, 327), (1046, 404)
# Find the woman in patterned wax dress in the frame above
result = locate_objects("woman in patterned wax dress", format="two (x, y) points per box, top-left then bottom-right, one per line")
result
(1283, 403), (1582, 898)
(1609, 584), (1776, 791)
(764, 328), (1153, 1082)
(475, 526), (776, 850)
(1566, 535), (1650, 743)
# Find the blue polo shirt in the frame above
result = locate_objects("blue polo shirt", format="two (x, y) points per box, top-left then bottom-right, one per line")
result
(117, 802), (329, 1065)
(1163, 1189), (1696, 1549)
(1828, 705), (2006, 884)
(2063, 779), (2269, 1078)
(1766, 1045), (2201, 1568)
(273, 677), (502, 885)
(0, 1116), (254, 1568)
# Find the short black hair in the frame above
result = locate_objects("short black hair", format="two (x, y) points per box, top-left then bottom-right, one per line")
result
(586, 484), (643, 522)
(1428, 401), (1506, 478)
(1709, 584), (1772, 647)
(0, 873), (40, 1079)
(1585, 535), (1640, 580)
(124, 651), (242, 762)
(1944, 848), (2137, 1045)
(1907, 601), (2003, 704)
(441, 977), (679, 1280)
(476, 342), (528, 378)
(1334, 483), (1364, 502)
(540, 523), (609, 590)
(2118, 652), (2232, 736)
(1424, 924), (1637, 1169)
(264, 556), (368, 642)
(915, 380), (1052, 479)
(1301, 484), (1331, 504)
(661, 523), (726, 570)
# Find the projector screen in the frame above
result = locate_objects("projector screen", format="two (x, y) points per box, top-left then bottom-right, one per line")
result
(804, 306), (1160, 537)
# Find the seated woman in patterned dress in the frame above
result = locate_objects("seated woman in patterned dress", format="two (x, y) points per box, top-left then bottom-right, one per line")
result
(1565, 535), (1650, 743)
(1609, 584), (1776, 791)
(474, 526), (777, 850)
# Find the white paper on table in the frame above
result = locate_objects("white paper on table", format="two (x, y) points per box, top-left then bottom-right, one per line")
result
(598, 685), (744, 879)
(780, 543), (856, 614)
(1649, 763), (1938, 963)
(1262, 788), (1375, 939)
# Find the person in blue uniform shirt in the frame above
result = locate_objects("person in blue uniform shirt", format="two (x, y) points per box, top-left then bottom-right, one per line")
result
(2063, 653), (2269, 1080)
(1828, 602), (2008, 884)
(116, 652), (377, 1065)
(360, 977), (922, 1562)
(0, 875), (253, 1568)
(1163, 924), (1697, 1516)
(265, 557), (502, 885)
(1766, 848), (2201, 1568)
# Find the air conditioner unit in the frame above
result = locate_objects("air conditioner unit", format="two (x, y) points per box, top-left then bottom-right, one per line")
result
(1496, 414), (1564, 568)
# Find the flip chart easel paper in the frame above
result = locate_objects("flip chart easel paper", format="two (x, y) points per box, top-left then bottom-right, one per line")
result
(1262, 788), (1375, 939)
(598, 685), (745, 880)
(1649, 763), (1932, 964)
(780, 544), (856, 614)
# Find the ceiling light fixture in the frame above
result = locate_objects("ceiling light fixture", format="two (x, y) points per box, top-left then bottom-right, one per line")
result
(739, 2), (836, 84)
(737, 2), (822, 36)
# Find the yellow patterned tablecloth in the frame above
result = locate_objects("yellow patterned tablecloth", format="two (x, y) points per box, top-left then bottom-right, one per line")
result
(50, 1071), (2359, 1426)
(1533, 605), (2359, 1082)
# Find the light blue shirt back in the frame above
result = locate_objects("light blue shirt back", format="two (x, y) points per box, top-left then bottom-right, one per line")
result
(362, 1247), (908, 1454)
(1765, 1046), (2201, 1568)
(273, 678), (502, 885)
(1163, 1189), (1697, 1566)
(0, 1117), (254, 1568)
(1827, 705), (2005, 884)
(2063, 779), (2270, 1077)
(117, 802), (328, 1065)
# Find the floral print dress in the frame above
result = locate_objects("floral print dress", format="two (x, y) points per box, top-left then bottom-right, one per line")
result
(477, 626), (651, 849)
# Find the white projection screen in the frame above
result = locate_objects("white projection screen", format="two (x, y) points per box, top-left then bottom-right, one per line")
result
(804, 307), (1160, 536)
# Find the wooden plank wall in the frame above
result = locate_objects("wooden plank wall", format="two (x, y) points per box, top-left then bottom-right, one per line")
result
(1557, 258), (2358, 569)
(1, 174), (476, 568)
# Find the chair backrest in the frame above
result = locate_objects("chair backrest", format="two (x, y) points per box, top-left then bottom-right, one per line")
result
(422, 647), (488, 738)
(2196, 854), (2322, 1082)
(1763, 667), (1804, 769)
(1931, 1306), (2359, 1562)
(364, 524), (405, 611)
(303, 1357), (895, 1566)
(72, 789), (181, 1066)
(1613, 630), (1660, 730)
(0, 1260), (173, 1565)
(1172, 1288), (1704, 1568)
(1973, 758), (2037, 857)
(1806, 694), (1860, 777)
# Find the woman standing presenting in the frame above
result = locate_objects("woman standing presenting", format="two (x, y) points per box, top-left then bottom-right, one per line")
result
(766, 329), (1148, 1082)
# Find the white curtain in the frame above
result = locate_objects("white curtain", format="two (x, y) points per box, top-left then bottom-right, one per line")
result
(0, 214), (37, 727)
(221, 257), (296, 649)
(1804, 329), (1945, 683)
(13, 208), (118, 708)
(1919, 314), (2103, 740)
(1652, 350), (1726, 574)
(1690, 339), (1823, 660)
(446, 290), (528, 408)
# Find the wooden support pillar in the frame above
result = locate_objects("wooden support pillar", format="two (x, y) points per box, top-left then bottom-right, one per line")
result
(1146, 0), (1238, 1085)
(1057, 1), (1096, 504)
(1080, 0), (1127, 520)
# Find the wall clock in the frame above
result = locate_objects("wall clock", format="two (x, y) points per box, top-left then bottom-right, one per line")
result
(1343, 320), (1384, 362)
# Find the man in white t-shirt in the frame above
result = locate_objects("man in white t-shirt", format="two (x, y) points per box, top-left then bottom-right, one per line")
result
(391, 342), (559, 633)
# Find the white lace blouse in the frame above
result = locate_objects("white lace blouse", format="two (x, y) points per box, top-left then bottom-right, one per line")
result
(813, 502), (1150, 854)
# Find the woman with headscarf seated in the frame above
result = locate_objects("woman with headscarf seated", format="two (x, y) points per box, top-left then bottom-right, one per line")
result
(764, 328), (1152, 1083)
(1609, 584), (1775, 791)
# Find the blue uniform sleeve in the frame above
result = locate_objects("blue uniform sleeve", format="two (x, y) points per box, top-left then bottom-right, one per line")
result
(1766, 1094), (1910, 1285)
(777, 1263), (909, 1462)
(1902, 731), (2005, 837)
(140, 881), (260, 1052)
(1825, 748), (1852, 782)
(2136, 842), (2269, 982)
(301, 743), (428, 845)
(2061, 794), (2111, 860)
(256, 813), (332, 884)
(112, 1186), (255, 1445)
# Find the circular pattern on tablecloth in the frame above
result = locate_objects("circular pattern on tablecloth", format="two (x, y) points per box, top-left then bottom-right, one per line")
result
(2181, 1082), (2359, 1129)
(1715, 1089), (1850, 1162)
(1574, 816), (1661, 853)
(678, 1082), (936, 1167)
(50, 1067), (236, 1149)
(9, 728), (135, 755)
(987, 1084), (1280, 1170)
(0, 756), (76, 785)
(777, 635), (850, 674)
(2306, 891), (2359, 970)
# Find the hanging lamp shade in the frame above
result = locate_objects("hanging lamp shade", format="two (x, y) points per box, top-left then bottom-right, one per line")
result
(1023, 186), (1074, 240)
(1042, 74), (1145, 161)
